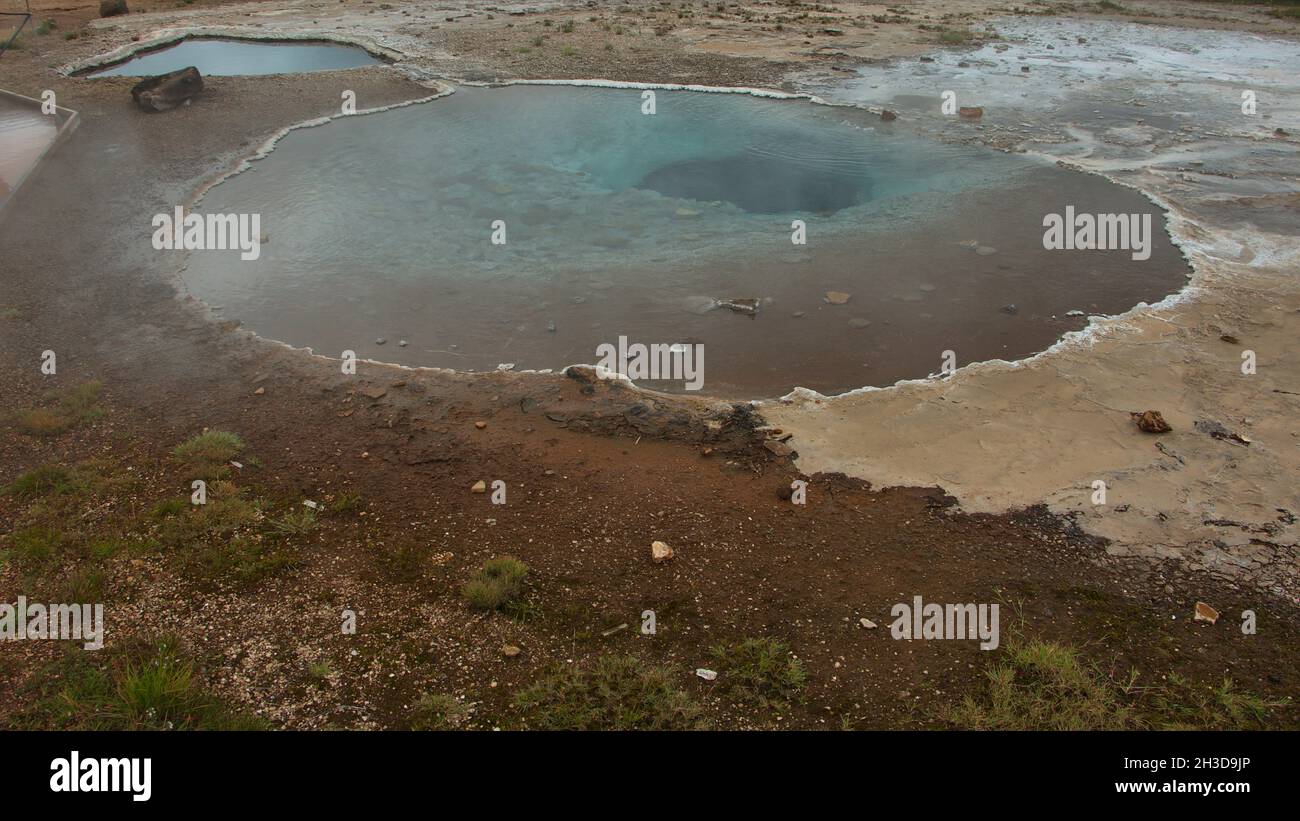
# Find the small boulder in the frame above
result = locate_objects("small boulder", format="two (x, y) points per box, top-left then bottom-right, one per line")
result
(958, 106), (984, 120)
(131, 66), (203, 113)
(1130, 410), (1172, 434)
(880, 109), (898, 122)
(100, 0), (128, 17)
(471, 480), (487, 494)
(651, 540), (674, 563)
(824, 291), (851, 305)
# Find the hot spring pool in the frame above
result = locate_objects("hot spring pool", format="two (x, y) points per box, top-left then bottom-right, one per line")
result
(181, 85), (1189, 396)
(84, 38), (384, 77)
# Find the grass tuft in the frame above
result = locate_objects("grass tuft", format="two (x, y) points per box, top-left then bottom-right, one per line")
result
(13, 382), (105, 437)
(711, 637), (807, 706)
(4, 464), (87, 499)
(513, 655), (704, 730)
(461, 556), (528, 611)
(410, 694), (473, 730)
(945, 637), (1288, 730)
(172, 430), (245, 480)
(7, 639), (266, 730)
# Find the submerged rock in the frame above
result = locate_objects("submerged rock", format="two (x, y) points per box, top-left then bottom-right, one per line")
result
(716, 298), (760, 316)
(131, 66), (204, 112)
(958, 106), (984, 120)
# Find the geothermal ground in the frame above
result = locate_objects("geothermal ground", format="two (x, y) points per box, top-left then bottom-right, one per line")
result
(1, 0), (1298, 730)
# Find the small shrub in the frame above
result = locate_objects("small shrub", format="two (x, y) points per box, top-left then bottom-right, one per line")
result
(711, 637), (807, 706)
(513, 655), (704, 730)
(461, 556), (528, 611)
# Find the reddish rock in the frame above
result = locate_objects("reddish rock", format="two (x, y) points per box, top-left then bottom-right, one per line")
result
(1130, 410), (1172, 434)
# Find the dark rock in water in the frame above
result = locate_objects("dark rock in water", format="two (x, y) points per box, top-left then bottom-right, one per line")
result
(716, 298), (760, 316)
(880, 109), (898, 122)
(131, 66), (204, 112)
(958, 106), (984, 120)
(100, 0), (128, 17)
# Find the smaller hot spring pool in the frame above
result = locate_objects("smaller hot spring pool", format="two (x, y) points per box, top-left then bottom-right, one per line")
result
(83, 38), (384, 77)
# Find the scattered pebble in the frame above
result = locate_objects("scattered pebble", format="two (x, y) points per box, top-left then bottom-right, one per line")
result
(651, 540), (674, 563)
(1194, 601), (1219, 625)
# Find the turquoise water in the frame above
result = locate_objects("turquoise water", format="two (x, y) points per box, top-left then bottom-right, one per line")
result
(184, 85), (1186, 396)
(86, 38), (383, 77)
(192, 86), (1027, 280)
